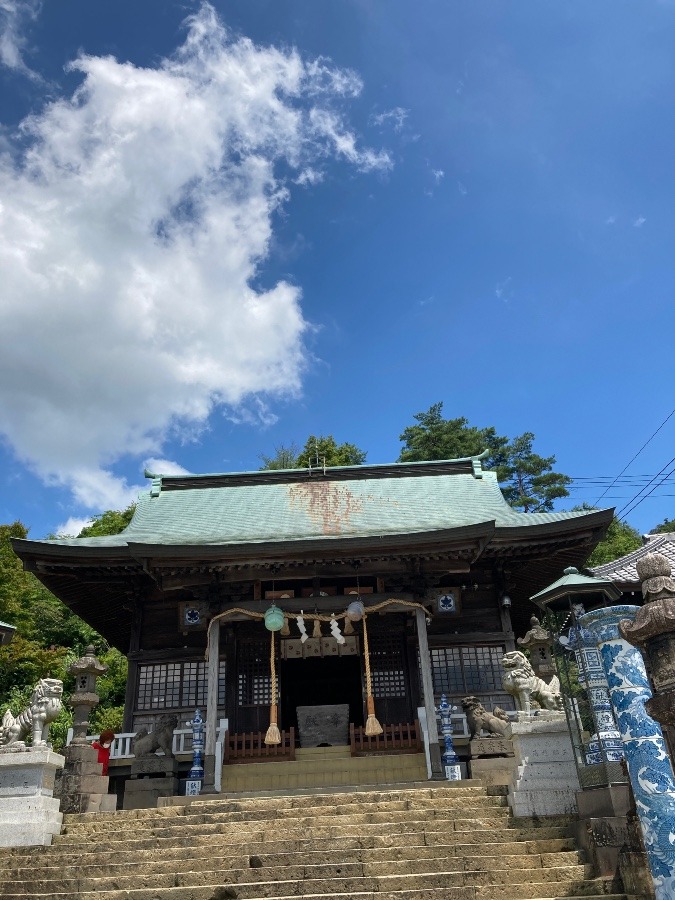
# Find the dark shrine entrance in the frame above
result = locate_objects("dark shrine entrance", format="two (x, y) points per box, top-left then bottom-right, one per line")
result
(280, 655), (364, 737)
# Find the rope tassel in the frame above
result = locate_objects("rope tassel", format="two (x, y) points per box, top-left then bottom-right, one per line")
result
(264, 630), (281, 745)
(361, 613), (383, 736)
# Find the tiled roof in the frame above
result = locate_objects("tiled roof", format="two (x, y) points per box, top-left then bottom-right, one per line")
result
(41, 458), (607, 549)
(590, 533), (675, 584)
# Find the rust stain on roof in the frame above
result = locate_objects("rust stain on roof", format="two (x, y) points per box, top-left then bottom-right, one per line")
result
(287, 481), (365, 535)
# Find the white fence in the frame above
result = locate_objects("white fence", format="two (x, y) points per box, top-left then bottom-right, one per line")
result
(66, 719), (228, 760)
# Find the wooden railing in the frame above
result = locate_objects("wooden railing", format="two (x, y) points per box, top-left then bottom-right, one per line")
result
(223, 728), (296, 764)
(350, 720), (423, 756)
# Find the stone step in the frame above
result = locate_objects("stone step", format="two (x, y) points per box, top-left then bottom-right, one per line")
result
(0, 892), (630, 900)
(49, 821), (573, 855)
(0, 848), (586, 881)
(0, 862), (596, 896)
(0, 836), (579, 871)
(154, 781), (489, 810)
(64, 792), (508, 831)
(0, 881), (629, 900)
(38, 828), (578, 860)
(58, 801), (511, 838)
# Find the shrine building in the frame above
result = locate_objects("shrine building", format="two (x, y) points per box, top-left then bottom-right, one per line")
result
(12, 454), (612, 785)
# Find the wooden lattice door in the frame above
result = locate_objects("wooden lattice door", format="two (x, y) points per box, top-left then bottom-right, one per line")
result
(367, 621), (413, 724)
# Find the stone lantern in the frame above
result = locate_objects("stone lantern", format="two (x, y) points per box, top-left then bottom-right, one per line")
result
(619, 552), (675, 734)
(517, 616), (555, 681)
(0, 620), (16, 646)
(67, 645), (108, 746)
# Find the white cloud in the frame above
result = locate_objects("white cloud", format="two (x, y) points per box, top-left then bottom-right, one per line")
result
(431, 168), (445, 184)
(54, 516), (93, 538)
(143, 458), (192, 477)
(0, 0), (41, 78)
(495, 276), (513, 302)
(633, 216), (646, 228)
(0, 2), (389, 511)
(370, 107), (409, 132)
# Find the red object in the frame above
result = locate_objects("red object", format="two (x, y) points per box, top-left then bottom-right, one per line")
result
(91, 731), (115, 775)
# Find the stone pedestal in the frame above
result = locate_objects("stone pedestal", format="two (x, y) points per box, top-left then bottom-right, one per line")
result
(57, 744), (116, 813)
(507, 712), (581, 817)
(0, 749), (64, 846)
(469, 737), (517, 787)
(123, 757), (179, 810)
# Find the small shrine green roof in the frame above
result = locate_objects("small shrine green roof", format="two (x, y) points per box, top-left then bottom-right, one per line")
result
(29, 457), (609, 551)
(530, 565), (622, 609)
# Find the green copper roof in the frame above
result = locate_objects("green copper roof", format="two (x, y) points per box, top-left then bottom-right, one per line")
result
(530, 565), (622, 610)
(41, 458), (609, 549)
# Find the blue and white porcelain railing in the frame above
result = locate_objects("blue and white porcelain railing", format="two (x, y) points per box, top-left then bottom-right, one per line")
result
(578, 606), (675, 900)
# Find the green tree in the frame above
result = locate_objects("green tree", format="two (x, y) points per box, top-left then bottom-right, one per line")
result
(259, 443), (301, 470)
(398, 403), (571, 512)
(259, 435), (367, 470)
(296, 435), (367, 468)
(498, 432), (572, 513)
(0, 514), (130, 748)
(651, 517), (675, 535)
(78, 504), (135, 538)
(398, 403), (509, 466)
(573, 506), (642, 567)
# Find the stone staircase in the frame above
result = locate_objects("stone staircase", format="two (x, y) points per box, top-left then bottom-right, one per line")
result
(0, 781), (628, 899)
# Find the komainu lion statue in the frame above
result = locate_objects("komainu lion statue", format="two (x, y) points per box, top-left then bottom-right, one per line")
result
(461, 696), (511, 739)
(132, 714), (178, 758)
(501, 650), (563, 714)
(0, 678), (63, 749)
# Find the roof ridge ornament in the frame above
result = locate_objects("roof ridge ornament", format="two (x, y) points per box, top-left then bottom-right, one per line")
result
(471, 448), (490, 479)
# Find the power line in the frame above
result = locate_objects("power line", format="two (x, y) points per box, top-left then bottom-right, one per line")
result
(593, 406), (675, 505)
(616, 454), (675, 521)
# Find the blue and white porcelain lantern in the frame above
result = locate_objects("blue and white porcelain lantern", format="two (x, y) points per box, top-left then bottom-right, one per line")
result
(437, 694), (462, 781)
(264, 604), (285, 632)
(187, 708), (205, 782)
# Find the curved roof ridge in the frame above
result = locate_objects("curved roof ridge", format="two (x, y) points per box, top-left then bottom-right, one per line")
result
(591, 532), (675, 582)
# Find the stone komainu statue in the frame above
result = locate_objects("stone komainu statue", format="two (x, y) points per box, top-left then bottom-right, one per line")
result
(0, 678), (64, 748)
(131, 714), (178, 758)
(461, 696), (511, 739)
(501, 650), (563, 714)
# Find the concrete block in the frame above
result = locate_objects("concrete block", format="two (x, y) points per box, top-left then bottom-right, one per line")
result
(0, 750), (64, 847)
(508, 713), (580, 817)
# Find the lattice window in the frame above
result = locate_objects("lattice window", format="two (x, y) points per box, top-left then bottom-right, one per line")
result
(137, 661), (225, 711)
(369, 633), (407, 699)
(237, 640), (273, 707)
(428, 646), (505, 696)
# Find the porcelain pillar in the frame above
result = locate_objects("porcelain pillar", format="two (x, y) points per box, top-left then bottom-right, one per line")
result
(578, 606), (675, 899)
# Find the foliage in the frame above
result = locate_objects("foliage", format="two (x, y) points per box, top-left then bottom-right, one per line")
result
(575, 508), (642, 567)
(398, 403), (509, 466)
(260, 435), (367, 470)
(77, 505), (136, 538)
(0, 517), (129, 751)
(651, 517), (675, 535)
(296, 435), (367, 468)
(259, 443), (300, 470)
(398, 403), (571, 512)
(498, 432), (572, 512)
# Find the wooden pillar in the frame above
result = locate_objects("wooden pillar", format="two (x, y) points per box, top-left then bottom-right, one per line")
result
(202, 618), (220, 794)
(415, 608), (444, 779)
(122, 601), (142, 733)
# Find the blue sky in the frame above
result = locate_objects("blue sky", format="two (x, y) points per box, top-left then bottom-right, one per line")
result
(0, 0), (674, 539)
